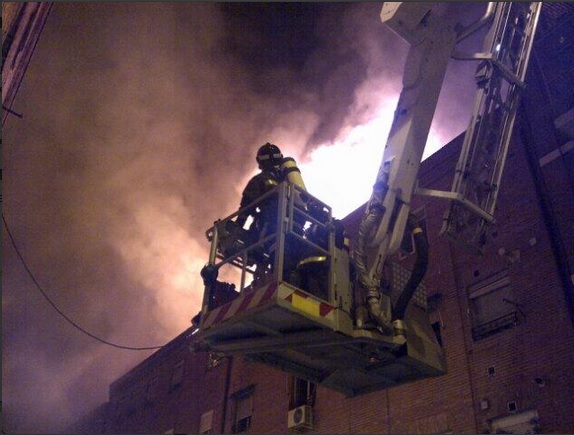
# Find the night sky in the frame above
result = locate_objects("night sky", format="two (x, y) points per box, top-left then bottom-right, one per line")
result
(2, 3), (484, 433)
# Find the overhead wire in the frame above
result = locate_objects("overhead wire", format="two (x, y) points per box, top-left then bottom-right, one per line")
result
(2, 212), (165, 351)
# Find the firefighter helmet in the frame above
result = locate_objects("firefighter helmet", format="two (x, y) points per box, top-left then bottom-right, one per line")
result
(256, 143), (283, 169)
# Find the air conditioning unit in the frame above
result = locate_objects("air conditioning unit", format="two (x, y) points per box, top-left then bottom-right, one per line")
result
(287, 405), (313, 430)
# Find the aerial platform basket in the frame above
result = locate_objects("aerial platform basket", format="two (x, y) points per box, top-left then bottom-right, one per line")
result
(196, 182), (446, 396)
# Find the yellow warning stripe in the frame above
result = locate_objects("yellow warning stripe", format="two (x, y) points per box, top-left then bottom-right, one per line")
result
(291, 292), (320, 317)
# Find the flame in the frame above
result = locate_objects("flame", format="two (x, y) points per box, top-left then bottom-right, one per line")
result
(300, 100), (445, 219)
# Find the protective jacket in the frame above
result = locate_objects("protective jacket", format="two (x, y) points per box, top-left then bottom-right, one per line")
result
(236, 167), (284, 234)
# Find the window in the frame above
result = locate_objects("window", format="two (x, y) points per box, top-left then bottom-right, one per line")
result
(231, 385), (254, 433)
(289, 376), (316, 409)
(169, 360), (185, 392)
(200, 409), (214, 434)
(145, 376), (159, 405)
(431, 321), (443, 347)
(404, 411), (450, 433)
(489, 409), (541, 433)
(468, 270), (519, 341)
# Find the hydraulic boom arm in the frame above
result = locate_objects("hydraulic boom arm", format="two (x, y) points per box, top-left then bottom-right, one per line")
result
(354, 3), (458, 331)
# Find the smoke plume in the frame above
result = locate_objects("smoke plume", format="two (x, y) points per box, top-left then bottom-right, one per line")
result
(2, 3), (482, 432)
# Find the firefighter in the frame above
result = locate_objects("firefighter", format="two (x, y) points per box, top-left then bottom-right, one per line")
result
(235, 142), (285, 233)
(233, 143), (286, 281)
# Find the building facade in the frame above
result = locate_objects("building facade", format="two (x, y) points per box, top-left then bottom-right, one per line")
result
(2, 2), (53, 127)
(101, 4), (573, 434)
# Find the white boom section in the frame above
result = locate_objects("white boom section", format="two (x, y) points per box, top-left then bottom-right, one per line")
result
(355, 3), (457, 291)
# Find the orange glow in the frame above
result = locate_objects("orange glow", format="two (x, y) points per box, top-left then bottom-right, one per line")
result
(113, 196), (207, 332)
(300, 101), (446, 219)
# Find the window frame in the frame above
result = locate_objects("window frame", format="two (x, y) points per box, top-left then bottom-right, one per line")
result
(467, 270), (519, 341)
(169, 359), (185, 393)
(199, 409), (214, 434)
(288, 376), (316, 410)
(230, 385), (254, 433)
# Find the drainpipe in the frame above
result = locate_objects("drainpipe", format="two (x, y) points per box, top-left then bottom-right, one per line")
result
(220, 356), (233, 433)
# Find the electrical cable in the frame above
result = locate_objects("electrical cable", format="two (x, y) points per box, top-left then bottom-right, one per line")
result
(2, 212), (164, 351)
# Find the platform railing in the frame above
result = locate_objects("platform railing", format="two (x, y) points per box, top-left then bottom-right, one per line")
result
(204, 182), (334, 297)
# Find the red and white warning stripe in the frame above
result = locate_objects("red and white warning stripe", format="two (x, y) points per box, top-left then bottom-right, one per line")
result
(201, 281), (278, 329)
(201, 282), (336, 330)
